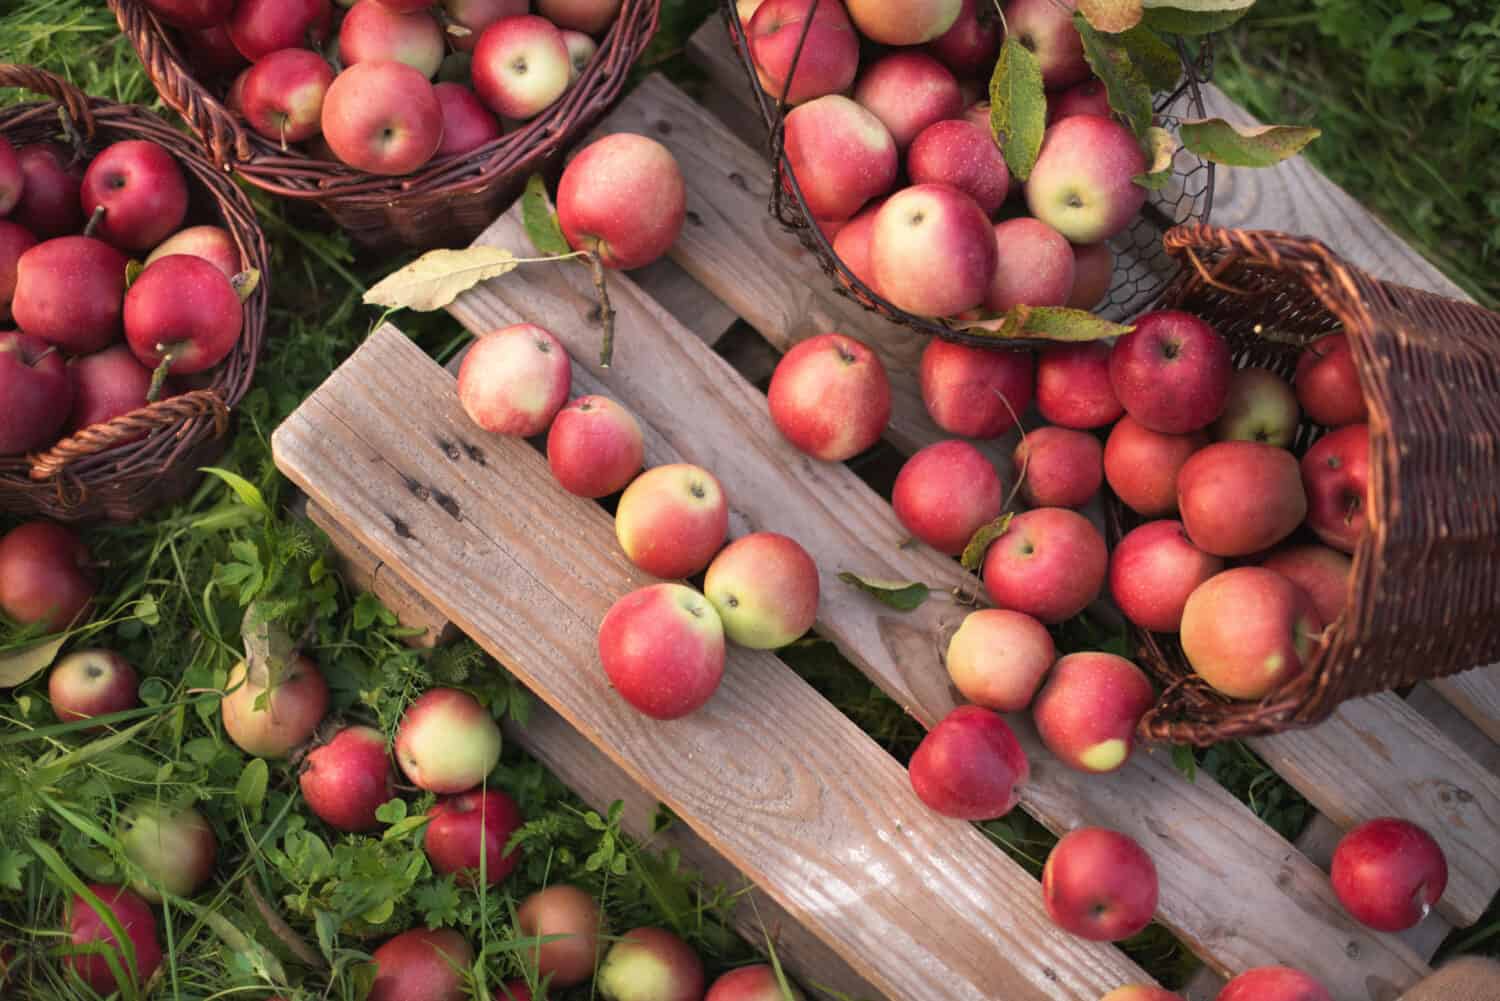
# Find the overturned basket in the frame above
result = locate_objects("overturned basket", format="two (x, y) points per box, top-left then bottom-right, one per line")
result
(110, 0), (659, 249)
(1119, 223), (1500, 745)
(0, 64), (268, 523)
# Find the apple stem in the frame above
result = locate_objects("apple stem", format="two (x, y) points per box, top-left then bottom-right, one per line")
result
(145, 354), (174, 403)
(992, 387), (1031, 512)
(587, 251), (615, 368)
(82, 204), (107, 239)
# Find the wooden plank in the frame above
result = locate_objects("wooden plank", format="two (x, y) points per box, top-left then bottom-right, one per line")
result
(630, 256), (740, 347)
(1428, 668), (1500, 746)
(272, 326), (1150, 1001)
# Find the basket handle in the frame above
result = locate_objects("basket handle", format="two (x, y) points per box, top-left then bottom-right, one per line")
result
(29, 389), (231, 483)
(0, 63), (96, 138)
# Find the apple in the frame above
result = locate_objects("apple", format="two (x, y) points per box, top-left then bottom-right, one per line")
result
(322, 60), (444, 175)
(846, 0), (960, 45)
(1027, 115), (1147, 244)
(444, 0), (530, 52)
(125, 254), (244, 375)
(0, 221), (38, 324)
(1050, 78), (1111, 122)
(831, 199), (883, 292)
(428, 83), (502, 158)
(1013, 426), (1102, 509)
(495, 981), (534, 1001)
(368, 928), (475, 1001)
(1211, 366), (1299, 447)
(80, 141), (189, 252)
(1181, 567), (1324, 700)
(49, 649), (138, 728)
(458, 323), (572, 436)
(0, 521), (96, 632)
(547, 394), (644, 497)
(871, 184), (996, 317)
(143, 0), (235, 28)
(1330, 817), (1447, 932)
(241, 49), (336, 146)
(146, 225), (241, 279)
(0, 136), (22, 216)
(597, 927), (705, 1001)
(703, 532), (819, 649)
(918, 338), (1033, 440)
(1216, 967), (1332, 1001)
(222, 656), (329, 757)
(557, 133), (686, 270)
(1177, 441), (1306, 556)
(0, 330), (72, 455)
(945, 608), (1055, 712)
(1067, 241), (1114, 310)
(538, 0), (622, 34)
(1041, 827), (1157, 941)
(706, 964), (806, 1001)
(909, 705), (1029, 820)
(599, 583), (726, 719)
(516, 885), (604, 987)
(562, 30), (598, 81)
(892, 440), (1003, 556)
(67, 344), (153, 435)
(1035, 342), (1122, 429)
(66, 885), (163, 995)
(1101, 989), (1183, 1001)
(185, 24), (249, 77)
(226, 67), (251, 115)
(1103, 417), (1204, 518)
(472, 15), (572, 120)
(1033, 652), (1155, 774)
(299, 725), (393, 832)
(1109, 520), (1223, 633)
(782, 95), (898, 223)
(1109, 310), (1231, 434)
(1003, 0), (1086, 87)
(1295, 333), (1365, 428)
(748, 0), (859, 106)
(341, 0), (446, 78)
(985, 217), (1075, 312)
(395, 688), (503, 793)
(768, 332), (891, 461)
(425, 788), (525, 884)
(854, 52), (964, 152)
(1300, 423), (1369, 554)
(11, 144), (83, 239)
(926, 0), (998, 76)
(614, 464), (729, 579)
(982, 507), (1108, 624)
(12, 236), (128, 354)
(907, 120), (1009, 217)
(119, 803), (217, 901)
(1258, 545), (1351, 626)
(228, 0), (333, 61)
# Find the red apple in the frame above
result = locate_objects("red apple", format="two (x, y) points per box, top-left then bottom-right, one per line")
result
(1108, 520), (1223, 633)
(12, 236), (128, 354)
(705, 964), (805, 1001)
(1330, 817), (1447, 932)
(1035, 342), (1122, 429)
(143, 0), (235, 28)
(831, 199), (882, 291)
(1299, 423), (1369, 554)
(892, 440), (1003, 556)
(49, 649), (138, 728)
(125, 254), (244, 375)
(1067, 241), (1114, 310)
(1109, 310), (1231, 434)
(0, 521), (95, 632)
(597, 927), (705, 1001)
(495, 981), (534, 1001)
(458, 323), (572, 436)
(1258, 545), (1351, 626)
(926, 0), (998, 76)
(1212, 366), (1299, 448)
(67, 885), (163, 995)
(300, 725), (393, 832)
(1295, 333), (1365, 428)
(871, 184), (997, 317)
(185, 24), (249, 77)
(11, 144), (83, 239)
(67, 345), (153, 434)
(537, 0), (622, 34)
(1216, 967), (1331, 1001)
(1050, 78), (1111, 122)
(985, 217), (1075, 312)
(119, 803), (217, 902)
(1103, 416), (1205, 518)
(434, 83), (503, 156)
(614, 464), (729, 579)
(322, 60), (444, 175)
(599, 583), (726, 719)
(1004, 0), (1086, 87)
(1180, 567), (1324, 700)
(444, 0), (530, 53)
(341, 0), (446, 78)
(226, 67), (251, 115)
(846, 0), (960, 45)
(783, 95), (898, 223)
(222, 656), (329, 757)
(369, 928), (475, 1001)
(241, 49), (336, 146)
(909, 704), (1029, 820)
(1177, 441), (1306, 556)
(547, 394), (644, 498)
(472, 15), (572, 120)
(854, 52), (963, 150)
(748, 0), (859, 106)
(982, 507), (1107, 624)
(516, 885), (603, 987)
(146, 225), (241, 278)
(0, 330), (71, 455)
(562, 30), (598, 81)
(80, 141), (189, 252)
(1013, 426), (1101, 509)
(1041, 827), (1157, 941)
(768, 332), (891, 461)
(918, 338), (1033, 440)
(0, 136), (22, 216)
(425, 788), (525, 885)
(557, 133), (686, 270)
(0, 221), (38, 324)
(1033, 652), (1155, 774)
(1027, 114), (1147, 244)
(1100, 988), (1183, 1001)
(228, 0), (333, 61)
(703, 532), (819, 650)
(395, 688), (503, 793)
(945, 608), (1055, 712)
(908, 119), (1009, 217)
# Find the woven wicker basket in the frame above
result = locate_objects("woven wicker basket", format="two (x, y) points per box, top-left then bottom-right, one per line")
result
(0, 64), (268, 524)
(110, 0), (659, 250)
(1120, 223), (1500, 745)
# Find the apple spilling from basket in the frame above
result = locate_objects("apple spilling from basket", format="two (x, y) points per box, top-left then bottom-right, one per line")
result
(0, 134), (255, 459)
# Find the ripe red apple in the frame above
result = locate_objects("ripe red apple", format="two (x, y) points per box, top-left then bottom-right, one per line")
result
(143, 0), (235, 28)
(985, 216), (1075, 312)
(1258, 545), (1351, 626)
(12, 236), (128, 354)
(892, 440), (1003, 555)
(119, 803), (217, 902)
(222, 656), (330, 758)
(444, 0), (530, 52)
(0, 221), (38, 324)
(705, 964), (806, 1001)
(0, 521), (95, 632)
(11, 144), (83, 239)
(0, 330), (72, 454)
(241, 49), (336, 146)
(125, 254), (244, 375)
(49, 649), (139, 728)
(341, 0), (446, 78)
(369, 928), (475, 1001)
(1109, 520), (1223, 633)
(1050, 78), (1111, 122)
(67, 885), (163, 995)
(547, 395), (644, 497)
(1295, 333), (1365, 428)
(614, 464), (728, 579)
(395, 688), (503, 793)
(516, 885), (603, 987)
(472, 15), (572, 120)
(831, 200), (882, 291)
(599, 583), (726, 719)
(1041, 827), (1157, 941)
(185, 24), (249, 77)
(907, 120), (1009, 217)
(748, 0), (859, 106)
(918, 338), (1033, 440)
(228, 0), (333, 61)
(80, 141), (189, 252)
(1300, 423), (1369, 554)
(562, 30), (598, 80)
(597, 927), (705, 1001)
(1177, 441), (1306, 556)
(1035, 342), (1122, 429)
(1103, 417), (1204, 518)
(982, 507), (1108, 624)
(926, 0), (998, 76)
(226, 67), (251, 115)
(1330, 817), (1447, 932)
(537, 0), (622, 34)
(1067, 241), (1114, 310)
(1033, 652), (1155, 774)
(1181, 567), (1324, 700)
(1216, 967), (1331, 1001)
(1109, 310), (1231, 434)
(768, 332), (892, 461)
(909, 705), (1028, 820)
(854, 52), (963, 150)
(146, 225), (241, 278)
(871, 184), (997, 317)
(67, 344), (153, 434)
(0, 136), (22, 216)
(703, 532), (819, 649)
(434, 83), (503, 156)
(1003, 0), (1087, 88)
(495, 981), (534, 1001)
(1211, 366), (1299, 447)
(557, 133), (686, 270)
(458, 323), (572, 436)
(945, 608), (1054, 712)
(1027, 115), (1147, 244)
(783, 95), (898, 223)
(425, 788), (524, 885)
(300, 725), (393, 832)
(323, 60), (444, 174)
(1013, 426), (1102, 509)
(1101, 988), (1183, 1001)
(846, 0), (960, 45)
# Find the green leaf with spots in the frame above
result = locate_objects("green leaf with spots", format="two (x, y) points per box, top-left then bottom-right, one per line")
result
(960, 513), (1014, 573)
(1179, 118), (1322, 167)
(1077, 16), (1155, 136)
(989, 36), (1047, 181)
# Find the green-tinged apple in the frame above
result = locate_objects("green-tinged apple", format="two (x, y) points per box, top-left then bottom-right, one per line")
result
(1033, 652), (1155, 774)
(927, 0), (998, 76)
(985, 217), (1074, 312)
(909, 705), (1029, 820)
(1109, 310), (1231, 434)
(598, 583), (726, 719)
(1050, 78), (1111, 122)
(0, 136), (22, 216)
(395, 687), (502, 793)
(1042, 828), (1158, 941)
(143, 0), (235, 28)
(322, 60), (444, 174)
(562, 30), (598, 81)
(12, 236), (128, 354)
(982, 507), (1107, 624)
(119, 803), (217, 901)
(1103, 416), (1204, 518)
(1181, 567), (1323, 700)
(80, 141), (188, 252)
(11, 144), (83, 238)
(1013, 426), (1102, 509)
(706, 964), (806, 1001)
(748, 0), (859, 105)
(783, 95), (897, 222)
(1067, 241), (1114, 310)
(67, 885), (163, 995)
(241, 49), (337, 145)
(538, 0), (622, 34)
(48, 649), (138, 728)
(368, 928), (475, 1001)
(546, 395), (644, 497)
(854, 52), (963, 148)
(892, 439), (1003, 555)
(0, 330), (71, 455)
(1295, 333), (1365, 427)
(557, 133), (686, 270)
(341, 0), (445, 77)
(918, 338), (1033, 439)
(458, 323), (572, 436)
(945, 608), (1054, 712)
(768, 332), (891, 461)
(1258, 545), (1351, 626)
(831, 200), (883, 292)
(1300, 423), (1369, 554)
(1108, 520), (1223, 633)
(1026, 115), (1147, 244)
(597, 927), (705, 1001)
(0, 221), (38, 323)
(1212, 367), (1299, 447)
(846, 0), (960, 45)
(871, 184), (996, 317)
(517, 885), (604, 986)
(228, 0), (332, 61)
(67, 345), (152, 434)
(125, 254), (244, 374)
(1004, 0), (1087, 88)
(472, 15), (572, 119)
(146, 225), (241, 278)
(300, 724), (394, 832)
(1035, 342), (1121, 429)
(704, 532), (819, 649)
(614, 464), (728, 578)
(221, 656), (329, 757)
(444, 0), (529, 52)
(1330, 817), (1447, 932)
(0, 521), (95, 632)
(1177, 441), (1306, 556)
(1216, 967), (1331, 1001)
(908, 119), (1009, 215)
(425, 788), (525, 885)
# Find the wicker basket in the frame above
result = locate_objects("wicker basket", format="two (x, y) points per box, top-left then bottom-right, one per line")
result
(1119, 223), (1500, 745)
(721, 0), (1216, 349)
(110, 0), (659, 249)
(0, 64), (268, 524)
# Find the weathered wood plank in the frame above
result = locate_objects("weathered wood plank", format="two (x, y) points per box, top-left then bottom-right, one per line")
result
(1428, 668), (1500, 746)
(630, 256), (740, 347)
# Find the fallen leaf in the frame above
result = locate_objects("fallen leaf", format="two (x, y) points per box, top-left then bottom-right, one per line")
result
(953, 306), (1133, 342)
(0, 634), (68, 689)
(1179, 118), (1321, 167)
(363, 246), (520, 312)
(837, 573), (931, 612)
(961, 513), (1014, 573)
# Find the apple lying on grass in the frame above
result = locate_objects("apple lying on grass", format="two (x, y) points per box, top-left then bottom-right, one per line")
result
(0, 521), (96, 632)
(703, 532), (819, 650)
(599, 583), (726, 719)
(919, 338), (1033, 440)
(119, 802), (217, 902)
(768, 332), (891, 462)
(546, 394), (644, 498)
(494, 980), (534, 1001)
(67, 884), (163, 995)
(368, 927), (475, 1001)
(395, 688), (503, 793)
(557, 133), (686, 271)
(1042, 827), (1158, 942)
(1033, 652), (1155, 774)
(425, 788), (525, 885)
(0, 330), (72, 455)
(706, 963), (806, 1001)
(80, 140), (188, 252)
(982, 507), (1108, 625)
(909, 705), (1029, 820)
(1216, 966), (1332, 1001)
(300, 724), (394, 832)
(892, 440), (1002, 556)
(48, 649), (139, 729)
(615, 464), (729, 579)
(945, 608), (1055, 712)
(458, 323), (572, 436)
(1330, 817), (1447, 932)
(221, 655), (329, 758)
(1013, 426), (1102, 510)
(597, 926), (705, 1001)
(516, 884), (604, 987)
(1181, 567), (1324, 701)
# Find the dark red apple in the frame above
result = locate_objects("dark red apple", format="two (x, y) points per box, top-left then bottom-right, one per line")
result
(1041, 827), (1158, 941)
(0, 221), (36, 325)
(1330, 817), (1447, 932)
(926, 0), (998, 77)
(184, 24), (249, 77)
(67, 884), (163, 995)
(0, 521), (95, 632)
(11, 236), (129, 354)
(1300, 423), (1369, 554)
(125, 254), (244, 375)
(1109, 310), (1231, 434)
(434, 83), (503, 157)
(909, 705), (1029, 820)
(48, 649), (139, 728)
(0, 137), (21, 216)
(1295, 333), (1365, 428)
(68, 344), (154, 434)
(228, 0), (333, 61)
(144, 0), (236, 28)
(494, 981), (534, 1001)
(11, 144), (83, 239)
(0, 330), (72, 455)
(80, 141), (189, 252)
(424, 788), (524, 885)
(368, 927), (475, 1001)
(299, 725), (394, 832)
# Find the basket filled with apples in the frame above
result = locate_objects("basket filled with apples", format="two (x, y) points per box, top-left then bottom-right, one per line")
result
(0, 64), (268, 523)
(109, 0), (659, 249)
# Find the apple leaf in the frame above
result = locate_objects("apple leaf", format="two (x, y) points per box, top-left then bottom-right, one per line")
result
(0, 634), (68, 689)
(1118, 24), (1182, 92)
(1076, 17), (1155, 137)
(522, 173), (571, 257)
(181, 898), (290, 988)
(1140, 0), (1253, 35)
(954, 305), (1134, 342)
(232, 268), (262, 303)
(1171, 743), (1199, 781)
(989, 36), (1047, 182)
(1079, 0), (1143, 33)
(1133, 125), (1179, 189)
(960, 513), (1014, 573)
(124, 259), (144, 288)
(1179, 118), (1321, 167)
(837, 572), (931, 612)
(363, 246), (520, 312)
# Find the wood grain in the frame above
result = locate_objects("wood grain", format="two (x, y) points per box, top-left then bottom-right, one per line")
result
(1428, 669), (1500, 746)
(630, 255), (741, 347)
